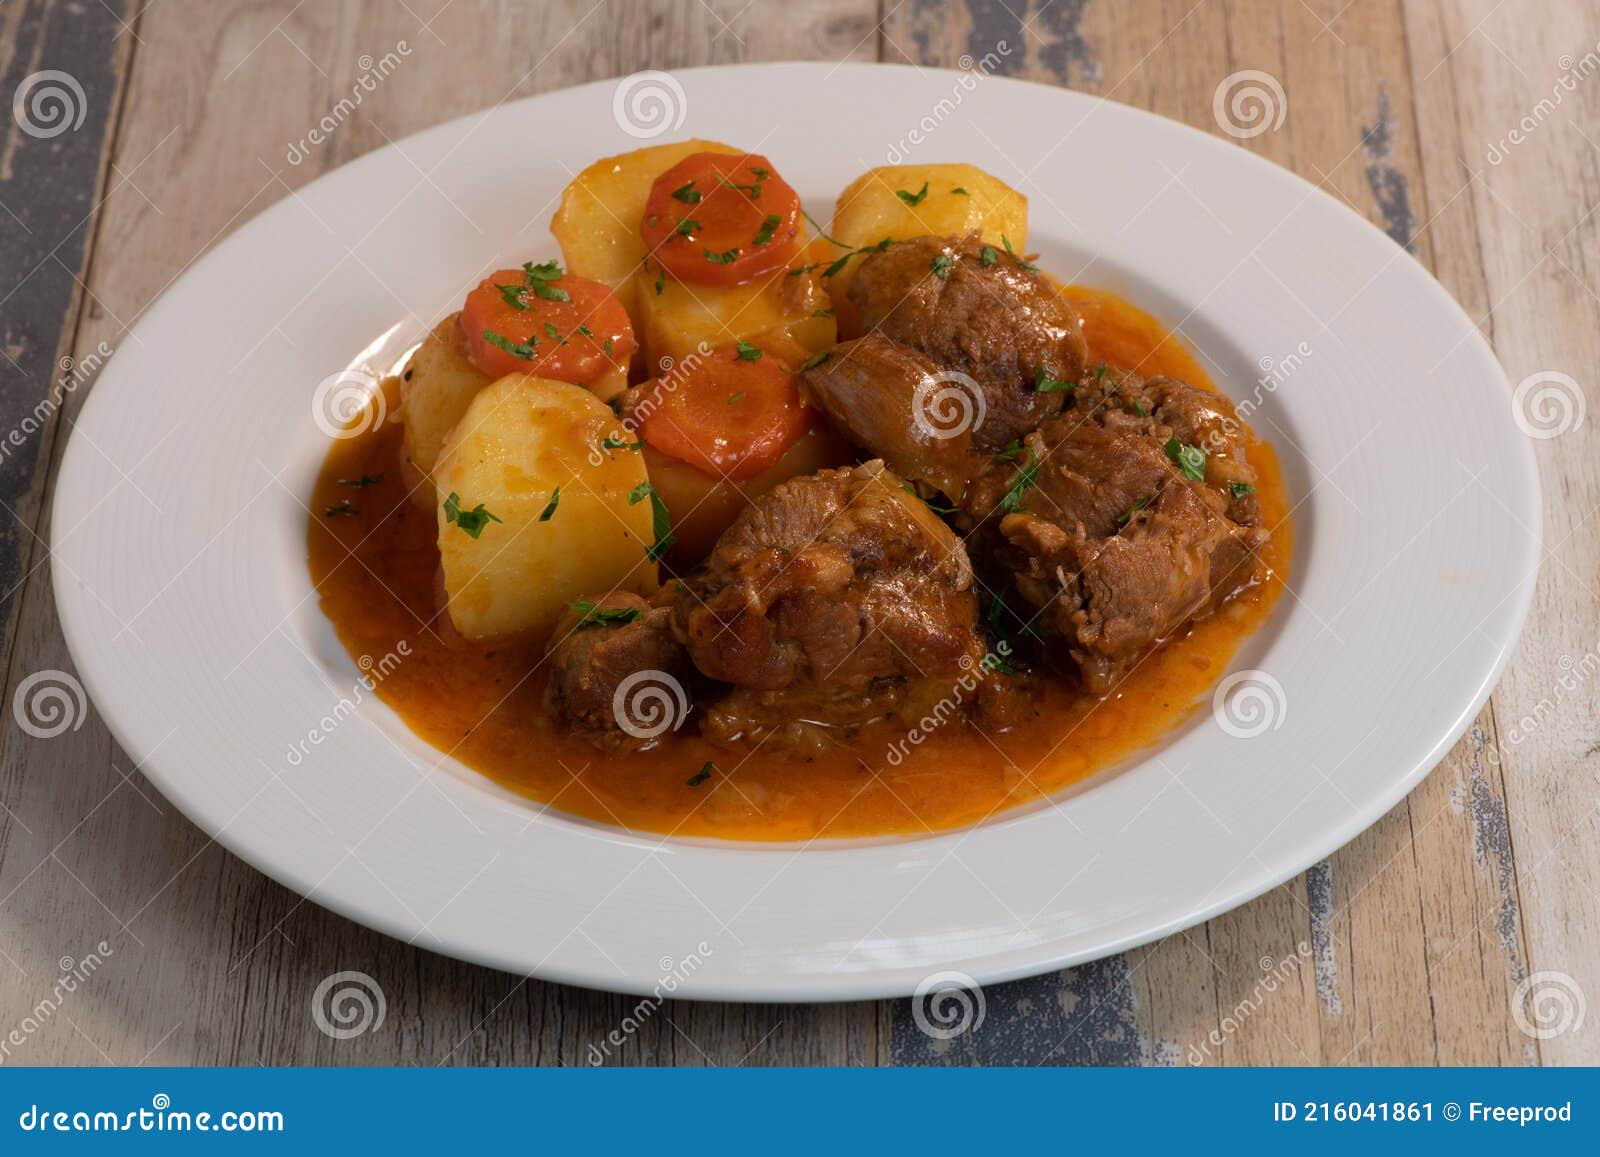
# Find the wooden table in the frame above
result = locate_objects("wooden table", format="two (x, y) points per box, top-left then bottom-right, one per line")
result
(1, 0), (1595, 1066)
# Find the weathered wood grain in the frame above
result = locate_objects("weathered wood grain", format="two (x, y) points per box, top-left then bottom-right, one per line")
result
(0, 0), (1587, 1067)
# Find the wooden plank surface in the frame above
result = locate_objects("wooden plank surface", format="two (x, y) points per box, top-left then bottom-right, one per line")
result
(0, 0), (1591, 1066)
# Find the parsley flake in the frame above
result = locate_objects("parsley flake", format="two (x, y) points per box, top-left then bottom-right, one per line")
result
(979, 245), (999, 267)
(1001, 233), (1039, 273)
(1229, 481), (1258, 499)
(670, 181), (702, 204)
(337, 474), (384, 487)
(1033, 364), (1074, 393)
(1116, 495), (1153, 527)
(538, 487), (560, 522)
(567, 599), (643, 629)
(931, 254), (956, 280)
(443, 492), (503, 539)
(483, 329), (536, 360)
(703, 246), (740, 265)
(1163, 437), (1207, 482)
(896, 181), (930, 206)
(323, 501), (358, 518)
(686, 761), (714, 787)
(734, 341), (761, 362)
(627, 480), (676, 561)
(999, 452), (1040, 513)
(800, 351), (832, 371)
(754, 213), (782, 246)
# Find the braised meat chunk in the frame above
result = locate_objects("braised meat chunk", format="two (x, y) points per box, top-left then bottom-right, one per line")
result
(802, 335), (989, 499)
(544, 593), (692, 749)
(673, 460), (987, 745)
(846, 234), (1090, 451)
(964, 407), (1267, 694)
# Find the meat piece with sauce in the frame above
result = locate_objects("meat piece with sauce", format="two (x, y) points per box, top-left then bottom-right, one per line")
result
(845, 234), (1090, 451)
(962, 397), (1267, 693)
(543, 592), (693, 749)
(672, 460), (993, 746)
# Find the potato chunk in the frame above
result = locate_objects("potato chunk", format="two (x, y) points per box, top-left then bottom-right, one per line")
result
(828, 163), (1027, 294)
(434, 375), (657, 640)
(632, 238), (836, 370)
(551, 139), (742, 321)
(399, 314), (491, 504)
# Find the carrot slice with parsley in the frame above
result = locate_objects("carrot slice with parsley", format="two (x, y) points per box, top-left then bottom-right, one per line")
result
(640, 153), (801, 287)
(458, 261), (634, 382)
(632, 344), (811, 480)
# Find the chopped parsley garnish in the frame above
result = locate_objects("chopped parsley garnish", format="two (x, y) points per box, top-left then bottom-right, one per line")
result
(627, 480), (676, 561)
(1163, 437), (1207, 482)
(1229, 481), (1258, 499)
(576, 324), (593, 338)
(992, 439), (1025, 463)
(654, 265), (666, 295)
(750, 166), (770, 180)
(811, 308), (834, 318)
(754, 213), (782, 246)
(726, 392), (744, 405)
(979, 245), (999, 267)
(999, 452), (1040, 513)
(483, 329), (536, 360)
(567, 599), (642, 629)
(1130, 399), (1148, 418)
(686, 761), (714, 787)
(951, 186), (969, 195)
(896, 181), (929, 206)
(604, 336), (614, 358)
(323, 501), (358, 518)
(931, 254), (956, 280)
(337, 474), (384, 487)
(1115, 495), (1153, 527)
(800, 209), (851, 248)
(1001, 233), (1039, 273)
(1033, 364), (1074, 393)
(800, 351), (831, 371)
(674, 217), (701, 237)
(787, 262), (823, 277)
(703, 246), (740, 264)
(600, 434), (645, 452)
(715, 172), (760, 199)
(670, 181), (702, 204)
(495, 282), (529, 309)
(983, 652), (1022, 676)
(538, 487), (560, 522)
(821, 236), (892, 279)
(544, 321), (566, 344)
(443, 492), (502, 539)
(522, 259), (570, 301)
(734, 341), (761, 361)
(986, 586), (1041, 642)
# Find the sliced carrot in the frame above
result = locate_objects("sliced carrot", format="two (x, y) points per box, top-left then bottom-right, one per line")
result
(640, 153), (801, 287)
(631, 344), (811, 481)
(458, 262), (634, 382)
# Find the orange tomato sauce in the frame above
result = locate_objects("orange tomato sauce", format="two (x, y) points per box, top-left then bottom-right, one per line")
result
(307, 287), (1290, 841)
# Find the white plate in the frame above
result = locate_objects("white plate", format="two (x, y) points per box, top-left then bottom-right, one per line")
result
(52, 63), (1540, 1001)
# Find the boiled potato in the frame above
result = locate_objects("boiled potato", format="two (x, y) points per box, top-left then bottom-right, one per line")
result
(551, 139), (742, 321)
(632, 237), (836, 370)
(399, 314), (492, 503)
(434, 375), (657, 640)
(828, 163), (1028, 294)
